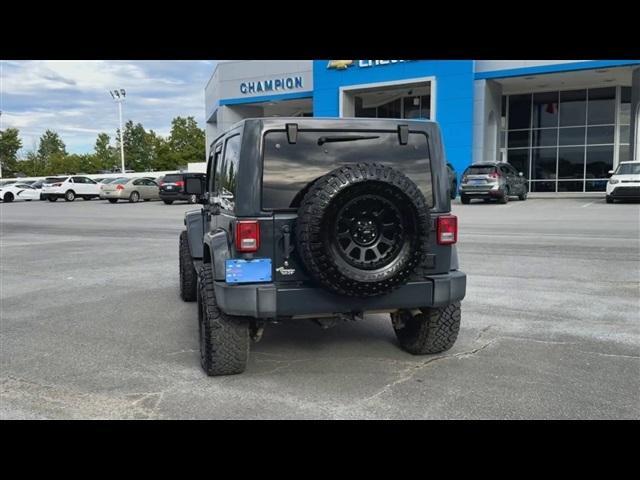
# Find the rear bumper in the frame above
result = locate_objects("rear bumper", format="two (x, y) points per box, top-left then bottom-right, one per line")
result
(212, 271), (467, 319)
(101, 191), (125, 199)
(459, 184), (504, 197)
(160, 191), (191, 201)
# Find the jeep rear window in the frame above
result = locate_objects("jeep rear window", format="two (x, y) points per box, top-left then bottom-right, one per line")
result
(465, 165), (496, 175)
(262, 130), (434, 210)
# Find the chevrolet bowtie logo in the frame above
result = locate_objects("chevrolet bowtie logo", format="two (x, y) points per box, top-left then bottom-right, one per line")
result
(327, 60), (354, 70)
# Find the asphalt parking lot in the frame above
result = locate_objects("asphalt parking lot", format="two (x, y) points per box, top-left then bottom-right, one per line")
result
(1, 196), (639, 419)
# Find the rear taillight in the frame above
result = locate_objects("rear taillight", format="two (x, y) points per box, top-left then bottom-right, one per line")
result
(175, 180), (184, 187)
(235, 221), (260, 253)
(437, 215), (458, 245)
(159, 181), (164, 186)
(116, 184), (125, 190)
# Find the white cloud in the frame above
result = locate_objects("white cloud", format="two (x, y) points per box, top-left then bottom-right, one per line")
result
(1, 60), (217, 155)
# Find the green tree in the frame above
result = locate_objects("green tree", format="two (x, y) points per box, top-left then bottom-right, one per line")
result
(18, 150), (41, 176)
(0, 128), (23, 177)
(122, 120), (155, 171)
(37, 130), (67, 173)
(167, 116), (205, 168)
(94, 133), (117, 171)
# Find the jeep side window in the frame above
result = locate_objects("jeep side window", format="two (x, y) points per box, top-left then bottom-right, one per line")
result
(209, 144), (222, 195)
(217, 135), (240, 210)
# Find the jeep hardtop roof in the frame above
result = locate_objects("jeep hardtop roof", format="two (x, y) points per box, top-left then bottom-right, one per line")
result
(208, 117), (439, 148)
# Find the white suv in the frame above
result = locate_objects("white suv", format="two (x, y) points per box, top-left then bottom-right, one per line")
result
(606, 161), (640, 203)
(42, 176), (101, 202)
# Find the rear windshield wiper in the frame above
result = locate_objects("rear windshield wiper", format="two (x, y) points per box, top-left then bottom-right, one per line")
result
(317, 135), (379, 146)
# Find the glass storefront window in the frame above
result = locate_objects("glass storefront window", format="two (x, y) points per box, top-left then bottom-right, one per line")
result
(587, 126), (615, 145)
(585, 180), (608, 192)
(559, 89), (587, 126)
(557, 180), (584, 192)
(377, 98), (402, 119)
(559, 127), (585, 146)
(532, 91), (559, 128)
(531, 181), (555, 192)
(586, 145), (614, 178)
(507, 130), (530, 149)
(507, 149), (529, 179)
(532, 148), (557, 180)
(558, 147), (585, 179)
(502, 84), (628, 193)
(354, 97), (376, 117)
(532, 128), (557, 147)
(587, 87), (616, 125)
(508, 94), (531, 129)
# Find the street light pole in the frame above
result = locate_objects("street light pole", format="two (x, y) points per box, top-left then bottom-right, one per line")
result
(109, 89), (127, 174)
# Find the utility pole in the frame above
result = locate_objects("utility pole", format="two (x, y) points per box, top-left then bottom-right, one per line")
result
(109, 89), (127, 173)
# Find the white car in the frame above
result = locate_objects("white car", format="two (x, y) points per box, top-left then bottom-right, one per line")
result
(41, 175), (101, 202)
(0, 183), (41, 203)
(606, 161), (640, 203)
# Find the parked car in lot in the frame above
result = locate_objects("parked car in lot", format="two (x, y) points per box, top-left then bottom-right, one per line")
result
(459, 162), (528, 204)
(446, 162), (457, 199)
(101, 177), (160, 203)
(42, 176), (101, 202)
(159, 173), (205, 204)
(178, 118), (465, 376)
(0, 183), (41, 202)
(606, 161), (640, 203)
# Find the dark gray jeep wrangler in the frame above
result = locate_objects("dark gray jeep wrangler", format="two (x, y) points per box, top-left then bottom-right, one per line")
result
(179, 118), (466, 376)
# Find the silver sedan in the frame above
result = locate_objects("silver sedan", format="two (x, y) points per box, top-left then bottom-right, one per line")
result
(101, 177), (160, 203)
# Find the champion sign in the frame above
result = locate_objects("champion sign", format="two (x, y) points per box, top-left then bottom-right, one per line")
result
(239, 76), (304, 95)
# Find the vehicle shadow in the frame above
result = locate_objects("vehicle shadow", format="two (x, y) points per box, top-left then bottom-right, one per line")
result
(252, 314), (399, 356)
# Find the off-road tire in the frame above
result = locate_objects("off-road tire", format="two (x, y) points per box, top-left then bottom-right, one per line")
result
(129, 191), (140, 203)
(296, 162), (430, 298)
(64, 190), (75, 202)
(606, 195), (614, 204)
(163, 199), (173, 205)
(392, 302), (461, 355)
(108, 199), (118, 204)
(3, 192), (14, 203)
(179, 230), (197, 302)
(197, 264), (249, 376)
(461, 194), (471, 204)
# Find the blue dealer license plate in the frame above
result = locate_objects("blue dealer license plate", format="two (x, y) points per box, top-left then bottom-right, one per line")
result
(225, 258), (272, 284)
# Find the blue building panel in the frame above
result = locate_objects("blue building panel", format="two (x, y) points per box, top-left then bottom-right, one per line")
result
(311, 60), (475, 178)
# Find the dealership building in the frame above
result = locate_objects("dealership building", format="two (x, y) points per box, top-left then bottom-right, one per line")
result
(205, 60), (640, 193)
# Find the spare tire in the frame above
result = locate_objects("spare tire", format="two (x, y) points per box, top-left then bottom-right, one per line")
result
(296, 163), (430, 298)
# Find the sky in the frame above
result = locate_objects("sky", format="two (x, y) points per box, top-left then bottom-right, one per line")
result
(0, 60), (218, 155)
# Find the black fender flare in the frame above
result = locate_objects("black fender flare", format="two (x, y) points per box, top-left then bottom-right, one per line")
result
(184, 210), (204, 259)
(204, 229), (231, 281)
